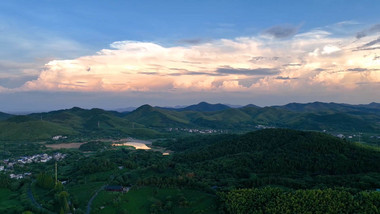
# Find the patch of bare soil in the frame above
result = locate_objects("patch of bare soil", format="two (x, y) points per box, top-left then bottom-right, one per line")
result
(45, 142), (85, 149)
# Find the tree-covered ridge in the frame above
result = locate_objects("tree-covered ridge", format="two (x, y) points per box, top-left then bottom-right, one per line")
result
(165, 129), (380, 190)
(275, 101), (380, 115)
(0, 107), (160, 141)
(0, 111), (12, 120)
(219, 187), (380, 214)
(1, 102), (380, 141)
(175, 129), (380, 174)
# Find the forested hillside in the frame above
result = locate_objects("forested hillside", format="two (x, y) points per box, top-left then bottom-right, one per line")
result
(219, 187), (380, 214)
(1, 128), (379, 213)
(1, 102), (379, 143)
(160, 129), (380, 190)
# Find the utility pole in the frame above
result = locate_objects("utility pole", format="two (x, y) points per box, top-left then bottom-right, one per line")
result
(55, 161), (58, 185)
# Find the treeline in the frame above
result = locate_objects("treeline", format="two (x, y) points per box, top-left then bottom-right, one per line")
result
(219, 187), (380, 214)
(35, 172), (74, 213)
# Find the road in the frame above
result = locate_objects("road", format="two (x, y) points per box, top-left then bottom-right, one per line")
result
(27, 183), (55, 214)
(27, 186), (42, 209)
(86, 185), (106, 214)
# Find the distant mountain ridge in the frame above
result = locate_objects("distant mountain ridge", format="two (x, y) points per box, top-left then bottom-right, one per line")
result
(158, 102), (231, 112)
(0, 111), (12, 120)
(1, 101), (379, 141)
(274, 102), (380, 114)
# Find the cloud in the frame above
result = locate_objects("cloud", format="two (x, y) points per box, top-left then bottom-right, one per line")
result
(0, 75), (38, 88)
(356, 81), (380, 85)
(353, 47), (380, 52)
(356, 23), (380, 39)
(346, 68), (379, 72)
(314, 68), (327, 72)
(354, 37), (380, 51)
(0, 25), (374, 96)
(238, 77), (263, 87)
(283, 63), (302, 67)
(216, 67), (280, 76)
(347, 68), (368, 72)
(360, 37), (380, 48)
(177, 38), (208, 45)
(335, 21), (359, 26)
(275, 76), (298, 80)
(251, 56), (280, 62)
(321, 45), (341, 55)
(263, 24), (299, 39)
(0, 60), (41, 76)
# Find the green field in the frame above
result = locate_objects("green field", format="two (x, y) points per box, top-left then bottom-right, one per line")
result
(0, 188), (23, 213)
(91, 187), (218, 214)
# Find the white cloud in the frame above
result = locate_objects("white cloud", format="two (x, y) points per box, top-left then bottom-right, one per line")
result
(0, 27), (375, 99)
(321, 45), (341, 55)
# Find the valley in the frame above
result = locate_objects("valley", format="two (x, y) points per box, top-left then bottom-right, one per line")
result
(0, 102), (379, 213)
(2, 1), (379, 213)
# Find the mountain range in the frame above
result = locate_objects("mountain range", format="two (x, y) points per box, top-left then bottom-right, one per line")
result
(0, 101), (379, 141)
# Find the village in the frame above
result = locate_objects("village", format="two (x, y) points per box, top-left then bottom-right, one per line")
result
(166, 127), (227, 134)
(0, 152), (67, 179)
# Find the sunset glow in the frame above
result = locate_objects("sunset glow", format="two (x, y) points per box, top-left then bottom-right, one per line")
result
(0, 1), (379, 111)
(20, 32), (380, 93)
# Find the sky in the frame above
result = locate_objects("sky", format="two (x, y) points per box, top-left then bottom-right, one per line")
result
(0, 0), (379, 112)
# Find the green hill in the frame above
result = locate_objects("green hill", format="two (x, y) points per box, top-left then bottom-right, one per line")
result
(0, 120), (78, 141)
(275, 101), (380, 115)
(170, 129), (380, 189)
(126, 103), (380, 133)
(1, 102), (379, 141)
(125, 105), (190, 128)
(189, 108), (252, 128)
(30, 107), (160, 139)
(0, 107), (161, 141)
(173, 129), (380, 174)
(180, 102), (231, 112)
(0, 112), (12, 121)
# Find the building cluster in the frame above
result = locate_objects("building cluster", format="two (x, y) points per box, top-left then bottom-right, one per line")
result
(332, 133), (380, 141)
(52, 135), (68, 140)
(9, 172), (32, 180)
(0, 153), (67, 179)
(167, 127), (225, 134)
(255, 124), (275, 129)
(15, 153), (67, 164)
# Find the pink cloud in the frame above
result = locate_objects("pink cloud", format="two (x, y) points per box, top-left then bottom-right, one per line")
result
(12, 30), (379, 95)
